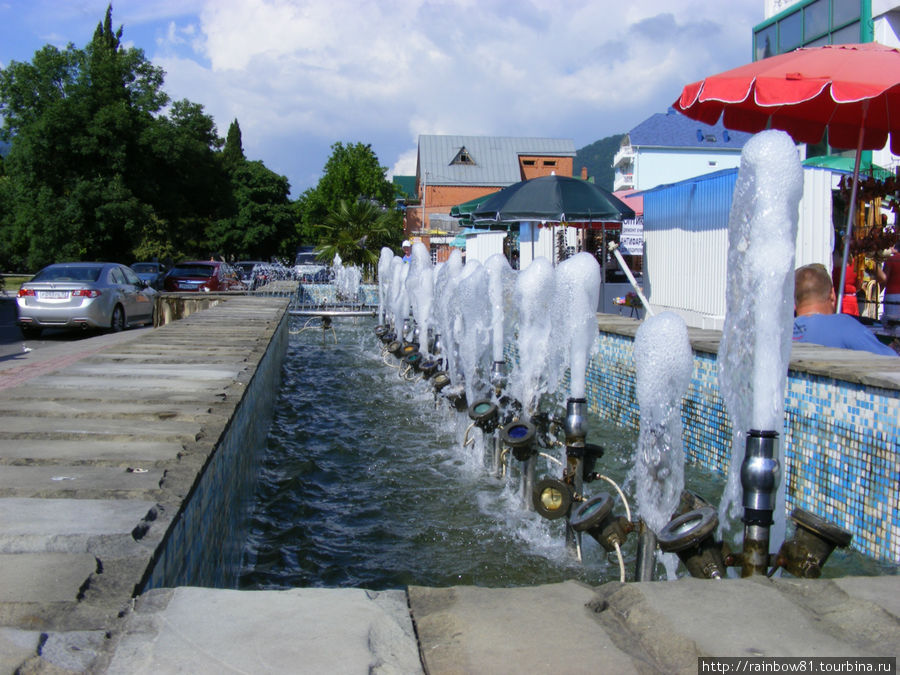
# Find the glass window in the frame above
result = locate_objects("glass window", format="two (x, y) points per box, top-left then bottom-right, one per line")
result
(832, 21), (861, 44)
(121, 266), (141, 285)
(779, 10), (803, 52)
(755, 24), (777, 60)
(804, 0), (828, 40)
(833, 0), (861, 27)
(109, 267), (126, 285)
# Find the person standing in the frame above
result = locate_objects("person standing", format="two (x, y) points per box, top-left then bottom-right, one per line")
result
(793, 264), (896, 356)
(832, 244), (860, 316)
(875, 241), (900, 321)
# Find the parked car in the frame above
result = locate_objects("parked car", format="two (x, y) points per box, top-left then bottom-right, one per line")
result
(163, 261), (246, 293)
(293, 249), (330, 282)
(16, 262), (157, 338)
(131, 262), (167, 290)
(234, 261), (269, 291)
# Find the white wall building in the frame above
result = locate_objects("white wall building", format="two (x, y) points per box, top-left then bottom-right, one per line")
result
(613, 109), (753, 192)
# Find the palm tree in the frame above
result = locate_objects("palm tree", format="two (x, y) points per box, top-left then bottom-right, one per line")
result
(316, 199), (402, 270)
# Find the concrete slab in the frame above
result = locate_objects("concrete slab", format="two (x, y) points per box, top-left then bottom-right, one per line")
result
(0, 498), (157, 553)
(0, 439), (183, 464)
(0, 386), (229, 404)
(0, 553), (97, 602)
(0, 398), (211, 422)
(588, 577), (899, 672)
(833, 575), (900, 618)
(0, 465), (163, 497)
(0, 416), (200, 442)
(409, 581), (637, 675)
(106, 587), (422, 675)
(15, 375), (232, 392)
(60, 363), (244, 379)
(0, 629), (41, 673)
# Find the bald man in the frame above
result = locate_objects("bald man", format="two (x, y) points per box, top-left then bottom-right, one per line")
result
(793, 263), (896, 356)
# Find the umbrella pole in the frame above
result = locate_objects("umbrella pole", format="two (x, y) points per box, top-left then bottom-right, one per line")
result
(837, 105), (868, 313)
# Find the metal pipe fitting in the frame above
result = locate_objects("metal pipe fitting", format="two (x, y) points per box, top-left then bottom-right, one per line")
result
(634, 520), (658, 582)
(775, 508), (852, 578)
(657, 507), (726, 579)
(740, 429), (780, 577)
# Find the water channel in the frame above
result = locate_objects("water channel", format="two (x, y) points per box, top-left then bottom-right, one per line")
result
(238, 318), (894, 590)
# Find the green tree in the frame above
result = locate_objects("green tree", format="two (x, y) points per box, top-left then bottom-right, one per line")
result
(208, 160), (295, 260)
(222, 119), (245, 171)
(0, 5), (169, 268)
(315, 198), (403, 268)
(137, 99), (230, 260)
(300, 141), (397, 241)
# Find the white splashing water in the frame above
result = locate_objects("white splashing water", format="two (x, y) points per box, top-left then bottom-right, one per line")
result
(388, 257), (411, 340)
(631, 311), (693, 578)
(508, 257), (557, 416)
(484, 254), (517, 365)
(549, 252), (601, 400)
(377, 247), (395, 325)
(433, 250), (465, 386)
(717, 130), (803, 546)
(333, 253), (362, 302)
(406, 242), (434, 354)
(455, 261), (492, 403)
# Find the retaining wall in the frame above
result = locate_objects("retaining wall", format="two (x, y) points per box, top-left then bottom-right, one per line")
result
(142, 302), (289, 589)
(586, 316), (900, 564)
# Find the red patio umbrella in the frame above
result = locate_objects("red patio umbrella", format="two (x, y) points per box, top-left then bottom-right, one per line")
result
(674, 43), (900, 310)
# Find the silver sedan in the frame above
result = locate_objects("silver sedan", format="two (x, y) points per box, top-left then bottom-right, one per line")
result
(16, 262), (157, 338)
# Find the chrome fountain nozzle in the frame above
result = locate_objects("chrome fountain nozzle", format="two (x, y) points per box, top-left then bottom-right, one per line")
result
(741, 429), (780, 513)
(740, 429), (780, 577)
(564, 398), (588, 446)
(490, 361), (505, 389)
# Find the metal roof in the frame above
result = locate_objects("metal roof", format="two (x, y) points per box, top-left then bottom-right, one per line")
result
(417, 135), (576, 187)
(629, 108), (753, 150)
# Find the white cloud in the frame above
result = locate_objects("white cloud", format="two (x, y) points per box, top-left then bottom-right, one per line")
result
(16, 0), (762, 193)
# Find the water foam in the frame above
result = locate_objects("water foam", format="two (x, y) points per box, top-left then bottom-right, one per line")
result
(717, 129), (803, 545)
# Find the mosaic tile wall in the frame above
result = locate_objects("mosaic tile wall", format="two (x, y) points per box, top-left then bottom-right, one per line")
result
(587, 329), (900, 564)
(143, 312), (288, 589)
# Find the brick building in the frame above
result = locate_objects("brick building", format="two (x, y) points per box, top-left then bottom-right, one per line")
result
(404, 135), (576, 261)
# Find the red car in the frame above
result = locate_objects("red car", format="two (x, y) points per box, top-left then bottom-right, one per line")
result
(163, 261), (245, 293)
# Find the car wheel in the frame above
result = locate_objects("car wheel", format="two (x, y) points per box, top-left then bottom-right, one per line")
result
(21, 325), (42, 339)
(110, 305), (126, 333)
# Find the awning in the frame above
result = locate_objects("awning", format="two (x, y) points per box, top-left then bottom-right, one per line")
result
(802, 154), (893, 180)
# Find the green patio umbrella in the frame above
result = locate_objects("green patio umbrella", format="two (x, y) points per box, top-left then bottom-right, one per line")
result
(450, 192), (496, 226)
(802, 154), (893, 180)
(472, 175), (635, 223)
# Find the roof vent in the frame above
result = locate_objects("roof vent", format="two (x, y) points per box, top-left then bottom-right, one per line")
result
(451, 146), (476, 166)
(704, 133), (717, 142)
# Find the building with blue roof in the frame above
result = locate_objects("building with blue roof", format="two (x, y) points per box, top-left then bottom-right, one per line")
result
(613, 108), (753, 192)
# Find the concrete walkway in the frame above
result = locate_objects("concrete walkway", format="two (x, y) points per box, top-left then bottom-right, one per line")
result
(0, 299), (897, 673)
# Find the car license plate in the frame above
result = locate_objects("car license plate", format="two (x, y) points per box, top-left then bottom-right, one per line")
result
(39, 291), (70, 300)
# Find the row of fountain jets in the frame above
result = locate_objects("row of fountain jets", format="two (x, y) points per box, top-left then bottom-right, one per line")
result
(360, 130), (854, 581)
(371, 245), (849, 582)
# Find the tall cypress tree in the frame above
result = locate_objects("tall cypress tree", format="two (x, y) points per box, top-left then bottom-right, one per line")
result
(223, 119), (245, 171)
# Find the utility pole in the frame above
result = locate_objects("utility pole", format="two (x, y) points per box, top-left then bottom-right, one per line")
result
(421, 171), (427, 232)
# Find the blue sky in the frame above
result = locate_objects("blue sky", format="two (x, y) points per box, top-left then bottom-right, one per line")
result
(0, 0), (764, 197)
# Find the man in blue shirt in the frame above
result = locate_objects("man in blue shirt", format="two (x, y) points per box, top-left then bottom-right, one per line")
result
(793, 263), (896, 356)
